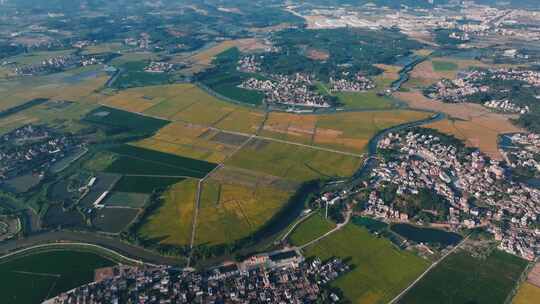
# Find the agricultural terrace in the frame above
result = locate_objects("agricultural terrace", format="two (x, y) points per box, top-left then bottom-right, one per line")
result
(0, 249), (115, 304)
(399, 249), (528, 304)
(513, 282), (540, 304)
(195, 179), (292, 245)
(303, 224), (430, 304)
(137, 179), (198, 247)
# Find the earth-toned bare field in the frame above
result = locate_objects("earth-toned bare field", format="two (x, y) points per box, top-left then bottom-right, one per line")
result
(513, 282), (540, 304)
(396, 91), (522, 159)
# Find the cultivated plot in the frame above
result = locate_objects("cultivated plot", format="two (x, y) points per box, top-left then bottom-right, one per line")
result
(304, 224), (430, 304)
(137, 179), (198, 246)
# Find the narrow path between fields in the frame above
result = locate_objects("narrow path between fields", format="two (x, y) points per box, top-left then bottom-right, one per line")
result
(299, 209), (352, 250)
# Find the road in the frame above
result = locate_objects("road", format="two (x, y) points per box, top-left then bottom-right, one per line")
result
(0, 231), (184, 266)
(388, 234), (471, 304)
(299, 209), (352, 250)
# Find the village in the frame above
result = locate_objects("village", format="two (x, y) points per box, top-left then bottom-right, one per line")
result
(426, 68), (540, 110)
(329, 72), (375, 93)
(45, 249), (349, 304)
(501, 133), (540, 175)
(364, 129), (540, 261)
(0, 125), (83, 190)
(12, 54), (104, 76)
(239, 73), (332, 108)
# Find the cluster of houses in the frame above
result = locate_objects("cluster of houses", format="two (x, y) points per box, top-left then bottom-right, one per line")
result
(427, 68), (540, 107)
(13, 54), (102, 76)
(373, 130), (540, 260)
(237, 55), (261, 73)
(0, 125), (81, 181)
(329, 72), (375, 92)
(502, 133), (540, 174)
(45, 250), (349, 304)
(484, 99), (530, 114)
(144, 61), (175, 73)
(124, 33), (151, 50)
(239, 73), (331, 108)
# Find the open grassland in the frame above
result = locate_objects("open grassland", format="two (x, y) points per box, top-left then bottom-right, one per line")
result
(134, 122), (249, 163)
(81, 42), (125, 55)
(195, 180), (291, 245)
(107, 145), (217, 178)
(396, 91), (522, 160)
(513, 282), (540, 304)
(304, 224), (430, 304)
(288, 212), (336, 246)
(137, 179), (197, 246)
(0, 249), (115, 304)
(399, 249), (528, 304)
(225, 139), (363, 182)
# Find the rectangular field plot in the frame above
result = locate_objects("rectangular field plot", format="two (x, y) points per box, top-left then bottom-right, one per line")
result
(112, 176), (184, 194)
(106, 145), (218, 178)
(304, 224), (430, 304)
(399, 249), (528, 304)
(142, 84), (225, 120)
(103, 192), (149, 208)
(313, 110), (432, 153)
(213, 108), (265, 134)
(225, 139), (362, 182)
(137, 179), (197, 246)
(260, 112), (317, 145)
(79, 173), (121, 208)
(133, 122), (248, 163)
(195, 180), (292, 246)
(93, 207), (140, 234)
(84, 106), (169, 134)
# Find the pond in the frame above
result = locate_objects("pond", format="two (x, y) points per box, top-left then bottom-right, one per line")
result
(391, 223), (462, 246)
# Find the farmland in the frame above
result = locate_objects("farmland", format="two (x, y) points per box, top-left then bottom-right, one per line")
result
(0, 249), (115, 304)
(288, 212), (336, 246)
(103, 192), (149, 208)
(303, 224), (430, 304)
(93, 207), (140, 234)
(195, 180), (292, 246)
(335, 91), (396, 110)
(431, 60), (458, 72)
(513, 282), (540, 304)
(396, 91), (522, 160)
(225, 139), (363, 182)
(106, 145), (217, 178)
(399, 249), (528, 304)
(84, 106), (169, 135)
(112, 176), (184, 194)
(136, 179), (198, 246)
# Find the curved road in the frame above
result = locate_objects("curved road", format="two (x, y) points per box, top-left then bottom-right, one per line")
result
(0, 231), (184, 266)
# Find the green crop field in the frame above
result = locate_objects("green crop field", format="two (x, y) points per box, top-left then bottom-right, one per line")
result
(303, 224), (430, 304)
(106, 145), (217, 178)
(93, 207), (140, 234)
(288, 212), (336, 246)
(225, 139), (362, 182)
(84, 106), (169, 135)
(335, 91), (395, 110)
(0, 250), (115, 304)
(399, 249), (528, 304)
(137, 179), (197, 246)
(431, 60), (458, 71)
(112, 176), (185, 193)
(111, 61), (173, 89)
